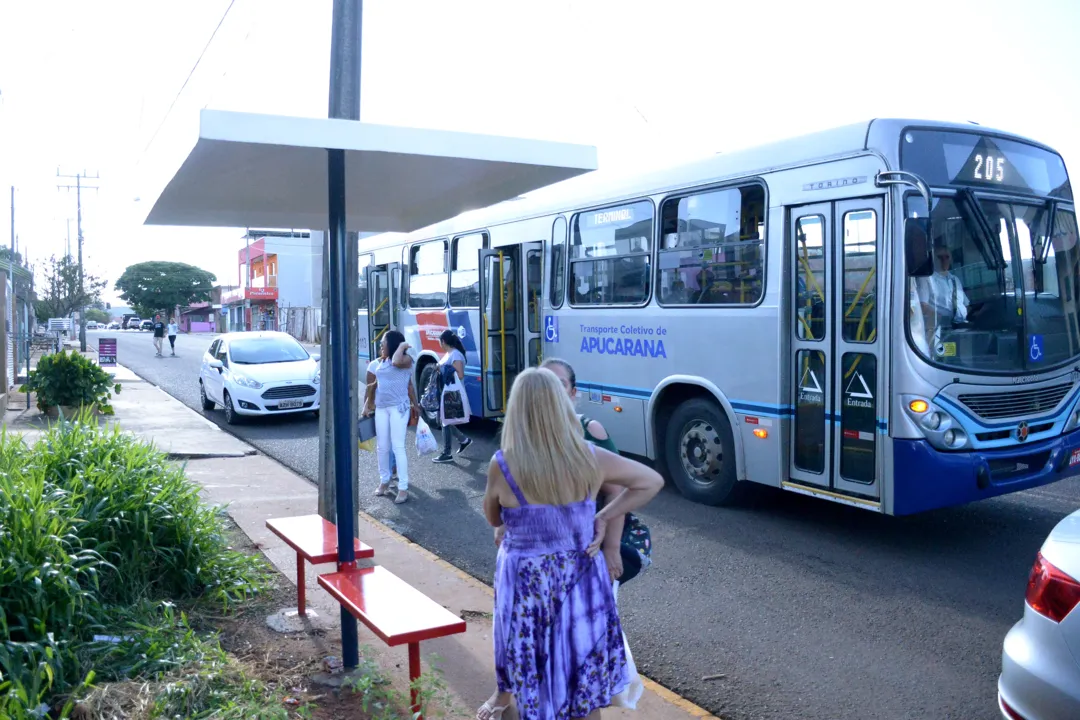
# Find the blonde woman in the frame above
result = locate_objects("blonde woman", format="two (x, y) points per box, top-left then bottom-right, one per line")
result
(478, 367), (663, 720)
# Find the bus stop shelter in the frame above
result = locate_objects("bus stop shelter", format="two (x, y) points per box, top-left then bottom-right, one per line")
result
(144, 109), (597, 231)
(141, 106), (597, 688)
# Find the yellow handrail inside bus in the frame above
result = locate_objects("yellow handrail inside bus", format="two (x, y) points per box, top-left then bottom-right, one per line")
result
(498, 252), (507, 413)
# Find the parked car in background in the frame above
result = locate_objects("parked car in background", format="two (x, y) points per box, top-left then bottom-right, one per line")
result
(85, 321), (99, 330)
(107, 321), (120, 330)
(998, 508), (1080, 719)
(198, 331), (320, 425)
(140, 320), (154, 331)
(123, 316), (141, 330)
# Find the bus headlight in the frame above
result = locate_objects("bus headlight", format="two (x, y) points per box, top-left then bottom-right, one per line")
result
(922, 412), (944, 431)
(943, 428), (968, 448)
(902, 395), (969, 450)
(1064, 406), (1080, 433)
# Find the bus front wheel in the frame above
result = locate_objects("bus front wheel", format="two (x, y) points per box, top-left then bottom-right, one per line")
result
(665, 398), (740, 506)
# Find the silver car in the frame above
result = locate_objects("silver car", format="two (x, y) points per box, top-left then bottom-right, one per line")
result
(999, 508), (1080, 719)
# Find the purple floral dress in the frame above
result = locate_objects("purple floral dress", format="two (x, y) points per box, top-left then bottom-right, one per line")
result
(492, 450), (628, 720)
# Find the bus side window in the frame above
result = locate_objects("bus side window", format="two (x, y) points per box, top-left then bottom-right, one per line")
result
(569, 201), (653, 306)
(657, 184), (766, 306)
(408, 239), (448, 309)
(450, 233), (486, 308)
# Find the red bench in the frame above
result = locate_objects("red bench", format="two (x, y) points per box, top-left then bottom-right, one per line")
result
(319, 566), (467, 718)
(266, 514), (375, 616)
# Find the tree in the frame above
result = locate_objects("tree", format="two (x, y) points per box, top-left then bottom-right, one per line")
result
(115, 261), (217, 319)
(33, 254), (106, 321)
(85, 308), (110, 324)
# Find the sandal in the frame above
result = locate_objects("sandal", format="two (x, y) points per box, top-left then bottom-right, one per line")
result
(394, 490), (409, 504)
(476, 701), (508, 720)
(374, 483), (390, 496)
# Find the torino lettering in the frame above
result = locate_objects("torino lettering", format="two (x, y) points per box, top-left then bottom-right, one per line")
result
(579, 335), (667, 358)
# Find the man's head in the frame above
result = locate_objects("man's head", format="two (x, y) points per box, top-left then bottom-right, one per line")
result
(933, 245), (952, 273)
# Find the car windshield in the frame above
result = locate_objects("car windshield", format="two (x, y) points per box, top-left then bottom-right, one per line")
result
(907, 194), (1080, 373)
(229, 337), (309, 364)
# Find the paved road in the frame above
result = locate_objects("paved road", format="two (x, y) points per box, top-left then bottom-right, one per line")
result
(93, 329), (1080, 720)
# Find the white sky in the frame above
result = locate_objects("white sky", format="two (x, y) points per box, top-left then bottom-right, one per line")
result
(1, 0), (1077, 306)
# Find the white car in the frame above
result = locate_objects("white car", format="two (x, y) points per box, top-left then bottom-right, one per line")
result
(199, 331), (320, 424)
(998, 508), (1080, 719)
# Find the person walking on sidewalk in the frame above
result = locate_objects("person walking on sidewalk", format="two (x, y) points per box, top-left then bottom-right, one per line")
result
(167, 317), (179, 356)
(363, 345), (398, 485)
(433, 329), (472, 464)
(480, 367), (662, 720)
(372, 331), (419, 504)
(152, 315), (166, 357)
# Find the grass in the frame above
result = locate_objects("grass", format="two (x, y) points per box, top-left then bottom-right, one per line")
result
(0, 416), (274, 718)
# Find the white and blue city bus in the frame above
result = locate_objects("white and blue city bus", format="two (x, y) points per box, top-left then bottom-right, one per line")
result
(357, 118), (1078, 515)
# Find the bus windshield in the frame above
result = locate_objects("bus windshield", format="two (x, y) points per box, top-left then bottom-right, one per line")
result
(907, 196), (1080, 373)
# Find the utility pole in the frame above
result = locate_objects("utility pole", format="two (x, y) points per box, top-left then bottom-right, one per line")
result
(57, 170), (99, 352)
(321, 0), (363, 670)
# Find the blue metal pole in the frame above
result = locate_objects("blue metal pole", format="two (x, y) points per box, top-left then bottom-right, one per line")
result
(328, 0), (362, 670)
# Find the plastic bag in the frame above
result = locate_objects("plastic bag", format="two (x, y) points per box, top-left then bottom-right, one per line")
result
(415, 418), (438, 455)
(358, 436), (377, 453)
(440, 377), (471, 426)
(610, 580), (644, 709)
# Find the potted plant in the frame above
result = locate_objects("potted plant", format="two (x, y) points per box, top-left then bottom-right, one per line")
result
(20, 349), (122, 417)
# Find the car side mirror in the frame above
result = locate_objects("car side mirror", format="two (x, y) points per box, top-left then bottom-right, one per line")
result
(906, 217), (934, 278)
(208, 359), (223, 370)
(311, 353), (320, 363)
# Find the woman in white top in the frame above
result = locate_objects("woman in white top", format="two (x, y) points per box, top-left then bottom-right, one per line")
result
(433, 329), (472, 464)
(167, 318), (179, 356)
(371, 330), (418, 504)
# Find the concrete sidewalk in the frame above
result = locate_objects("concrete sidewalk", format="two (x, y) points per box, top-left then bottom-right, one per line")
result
(5, 361), (717, 720)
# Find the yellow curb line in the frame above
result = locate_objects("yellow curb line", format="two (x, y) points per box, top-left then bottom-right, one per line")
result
(355, 508), (722, 720)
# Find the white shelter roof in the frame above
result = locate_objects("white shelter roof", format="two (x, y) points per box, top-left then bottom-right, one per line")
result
(143, 110), (598, 232)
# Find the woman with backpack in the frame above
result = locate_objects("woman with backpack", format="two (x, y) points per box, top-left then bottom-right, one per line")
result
(476, 358), (653, 720)
(432, 329), (473, 464)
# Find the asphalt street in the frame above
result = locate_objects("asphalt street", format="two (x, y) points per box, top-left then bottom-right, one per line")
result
(93, 329), (1080, 720)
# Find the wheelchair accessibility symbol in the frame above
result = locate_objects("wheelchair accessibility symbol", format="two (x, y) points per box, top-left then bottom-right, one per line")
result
(1029, 334), (1044, 363)
(544, 315), (559, 343)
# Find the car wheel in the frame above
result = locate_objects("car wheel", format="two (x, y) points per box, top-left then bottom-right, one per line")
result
(223, 390), (241, 425)
(664, 397), (744, 506)
(200, 382), (215, 411)
(311, 409), (320, 419)
(418, 362), (440, 427)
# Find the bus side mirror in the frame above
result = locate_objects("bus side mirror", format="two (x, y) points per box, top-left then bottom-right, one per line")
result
(906, 217), (933, 278)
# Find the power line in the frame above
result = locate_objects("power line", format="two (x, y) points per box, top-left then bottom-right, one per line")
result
(142, 0), (236, 155)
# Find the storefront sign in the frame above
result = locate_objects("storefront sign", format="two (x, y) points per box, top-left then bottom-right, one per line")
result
(98, 338), (117, 368)
(245, 287), (279, 300)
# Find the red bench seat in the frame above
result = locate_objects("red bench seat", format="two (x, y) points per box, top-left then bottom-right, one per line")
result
(319, 566), (466, 717)
(266, 514), (375, 616)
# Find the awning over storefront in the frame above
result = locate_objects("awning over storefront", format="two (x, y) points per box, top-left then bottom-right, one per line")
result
(143, 109), (598, 232)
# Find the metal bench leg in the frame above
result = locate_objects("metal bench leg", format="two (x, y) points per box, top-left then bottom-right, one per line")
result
(296, 551), (307, 617)
(409, 642), (422, 719)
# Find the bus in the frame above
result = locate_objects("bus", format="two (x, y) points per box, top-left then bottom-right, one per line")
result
(356, 118), (1077, 515)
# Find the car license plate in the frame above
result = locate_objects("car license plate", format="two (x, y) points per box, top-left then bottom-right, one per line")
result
(277, 400), (304, 409)
(1070, 449), (1080, 467)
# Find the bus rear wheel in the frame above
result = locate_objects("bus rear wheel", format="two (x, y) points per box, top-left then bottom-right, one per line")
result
(665, 398), (741, 506)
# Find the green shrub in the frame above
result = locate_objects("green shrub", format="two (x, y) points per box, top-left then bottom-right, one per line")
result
(0, 421), (268, 712)
(19, 349), (122, 415)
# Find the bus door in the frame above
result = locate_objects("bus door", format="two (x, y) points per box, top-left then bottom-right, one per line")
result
(788, 198), (885, 501)
(479, 242), (543, 418)
(367, 265), (392, 359)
